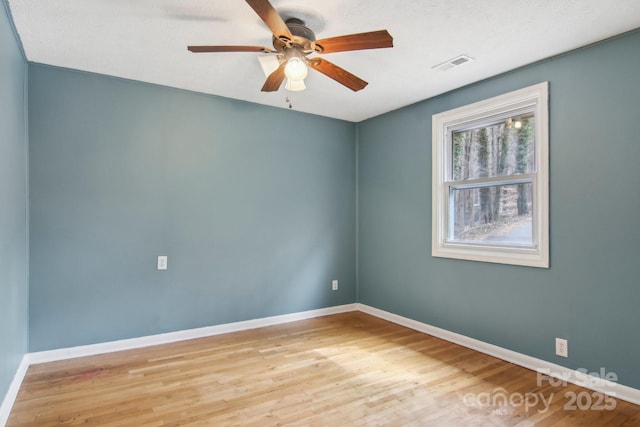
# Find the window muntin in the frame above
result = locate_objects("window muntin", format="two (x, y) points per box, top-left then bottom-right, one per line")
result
(432, 82), (548, 268)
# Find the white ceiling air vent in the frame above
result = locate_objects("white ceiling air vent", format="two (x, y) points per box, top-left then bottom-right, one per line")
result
(432, 54), (474, 71)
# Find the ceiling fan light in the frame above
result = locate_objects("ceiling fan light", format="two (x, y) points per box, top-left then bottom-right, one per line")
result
(284, 57), (308, 81)
(285, 78), (306, 91)
(514, 117), (523, 129)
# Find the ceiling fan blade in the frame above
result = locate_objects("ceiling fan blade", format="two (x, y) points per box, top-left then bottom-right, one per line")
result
(308, 58), (368, 92)
(245, 0), (293, 41)
(261, 62), (286, 92)
(315, 30), (393, 54)
(188, 45), (274, 53)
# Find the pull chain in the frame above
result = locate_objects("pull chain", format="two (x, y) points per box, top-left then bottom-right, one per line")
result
(285, 84), (293, 109)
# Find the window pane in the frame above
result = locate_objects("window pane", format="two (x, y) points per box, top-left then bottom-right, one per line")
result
(452, 116), (535, 181)
(450, 183), (533, 245)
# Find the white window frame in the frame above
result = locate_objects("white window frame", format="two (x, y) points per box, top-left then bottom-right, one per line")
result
(432, 82), (549, 268)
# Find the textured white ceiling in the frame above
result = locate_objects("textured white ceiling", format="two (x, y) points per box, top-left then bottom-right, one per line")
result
(8, 0), (640, 122)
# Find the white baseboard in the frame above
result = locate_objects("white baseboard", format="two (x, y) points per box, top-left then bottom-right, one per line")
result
(0, 355), (29, 427)
(27, 304), (358, 365)
(356, 303), (640, 406)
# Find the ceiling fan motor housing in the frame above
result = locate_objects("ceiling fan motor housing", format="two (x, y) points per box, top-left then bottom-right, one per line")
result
(273, 18), (316, 53)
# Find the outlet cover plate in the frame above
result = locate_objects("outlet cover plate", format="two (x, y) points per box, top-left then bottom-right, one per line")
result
(157, 256), (168, 270)
(555, 338), (568, 357)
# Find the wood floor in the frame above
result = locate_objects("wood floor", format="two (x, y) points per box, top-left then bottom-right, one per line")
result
(7, 312), (640, 426)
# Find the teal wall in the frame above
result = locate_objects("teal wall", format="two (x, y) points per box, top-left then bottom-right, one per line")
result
(357, 29), (640, 389)
(28, 65), (356, 351)
(0, 0), (28, 402)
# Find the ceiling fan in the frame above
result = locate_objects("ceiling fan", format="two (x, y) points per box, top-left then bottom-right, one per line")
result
(187, 0), (393, 92)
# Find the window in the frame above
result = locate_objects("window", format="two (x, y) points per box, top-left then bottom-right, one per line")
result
(432, 82), (549, 268)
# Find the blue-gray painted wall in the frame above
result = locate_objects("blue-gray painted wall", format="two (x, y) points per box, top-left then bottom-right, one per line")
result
(0, 0), (28, 402)
(357, 29), (640, 389)
(28, 65), (356, 351)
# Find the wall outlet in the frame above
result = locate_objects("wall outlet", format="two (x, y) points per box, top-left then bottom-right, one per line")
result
(332, 280), (338, 291)
(555, 338), (568, 357)
(157, 255), (168, 270)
